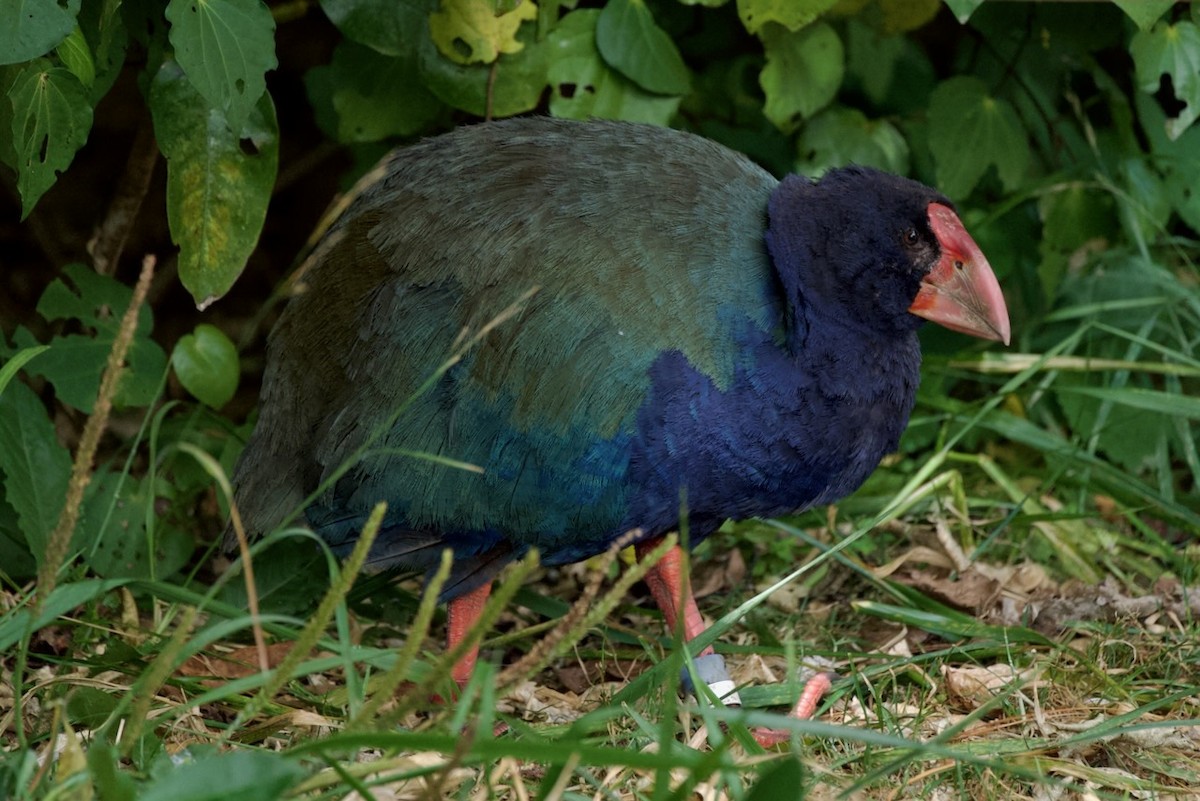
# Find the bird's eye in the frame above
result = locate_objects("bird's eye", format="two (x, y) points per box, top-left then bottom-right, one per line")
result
(903, 227), (920, 246)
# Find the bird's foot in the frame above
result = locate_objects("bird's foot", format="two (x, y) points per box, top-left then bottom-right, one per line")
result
(751, 671), (838, 748)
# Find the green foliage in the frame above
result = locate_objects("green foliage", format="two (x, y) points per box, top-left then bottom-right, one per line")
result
(171, 324), (240, 409)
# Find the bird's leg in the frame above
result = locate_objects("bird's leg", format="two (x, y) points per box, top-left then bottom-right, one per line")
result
(635, 538), (836, 748)
(447, 580), (493, 689)
(635, 539), (739, 704)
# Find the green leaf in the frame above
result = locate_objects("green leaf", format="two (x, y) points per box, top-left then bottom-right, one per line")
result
(0, 488), (36, 581)
(0, 579), (129, 652)
(0, 0), (80, 65)
(1135, 92), (1200, 231)
(0, 381), (70, 561)
(81, 472), (194, 579)
(171, 324), (239, 408)
(1130, 20), (1200, 140)
(164, 0), (277, 133)
(595, 0), (690, 96)
(759, 22), (842, 133)
(0, 346), (49, 399)
(151, 60), (279, 307)
(1113, 0), (1173, 32)
(736, 0), (837, 35)
(795, 106), (909, 177)
(88, 740), (139, 801)
(8, 59), (94, 219)
(56, 25), (95, 88)
(746, 758), (805, 799)
(322, 39), (443, 142)
(547, 9), (681, 125)
(319, 0), (433, 56)
(418, 20), (547, 117)
(78, 0), (129, 104)
(927, 76), (1030, 198)
(1062, 386), (1200, 421)
(138, 750), (304, 801)
(429, 0), (537, 65)
(940, 0), (985, 24)
(16, 264), (167, 411)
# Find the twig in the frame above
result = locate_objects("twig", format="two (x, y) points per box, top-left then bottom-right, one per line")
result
(486, 59), (499, 121)
(89, 116), (158, 277)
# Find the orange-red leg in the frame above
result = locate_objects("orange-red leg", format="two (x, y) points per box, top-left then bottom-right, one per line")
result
(635, 539), (713, 655)
(447, 580), (493, 688)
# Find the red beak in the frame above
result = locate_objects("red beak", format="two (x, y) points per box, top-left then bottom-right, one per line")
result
(909, 203), (1011, 345)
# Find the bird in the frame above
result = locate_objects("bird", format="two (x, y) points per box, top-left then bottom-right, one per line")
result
(229, 116), (1009, 739)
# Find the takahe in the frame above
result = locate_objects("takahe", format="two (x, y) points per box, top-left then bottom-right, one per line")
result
(230, 117), (1009, 736)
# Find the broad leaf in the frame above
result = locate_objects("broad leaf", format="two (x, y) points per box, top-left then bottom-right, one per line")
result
(595, 0), (690, 97)
(165, 0), (277, 134)
(81, 473), (194, 579)
(418, 21), (547, 117)
(0, 0), (80, 65)
(321, 40), (443, 142)
(548, 9), (681, 124)
(429, 0), (537, 65)
(927, 76), (1030, 198)
(795, 106), (909, 177)
(171, 324), (240, 408)
(8, 60), (94, 219)
(759, 22), (842, 133)
(1113, 0), (1173, 32)
(78, 0), (129, 103)
(319, 0), (433, 56)
(0, 381), (70, 561)
(736, 0), (837, 35)
(151, 60), (279, 307)
(15, 264), (167, 411)
(137, 749), (304, 801)
(1130, 20), (1200, 140)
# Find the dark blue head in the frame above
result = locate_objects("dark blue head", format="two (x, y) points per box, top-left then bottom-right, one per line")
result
(764, 166), (1010, 346)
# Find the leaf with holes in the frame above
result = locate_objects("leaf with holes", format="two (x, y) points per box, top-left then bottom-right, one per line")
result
(429, 0), (536, 65)
(927, 76), (1030, 198)
(165, 0), (277, 134)
(151, 60), (279, 307)
(1130, 20), (1200, 140)
(548, 9), (680, 124)
(0, 0), (80, 65)
(595, 0), (690, 97)
(418, 21), (547, 117)
(8, 60), (94, 219)
(759, 22), (842, 133)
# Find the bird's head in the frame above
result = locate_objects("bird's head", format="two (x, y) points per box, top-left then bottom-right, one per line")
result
(765, 166), (1010, 346)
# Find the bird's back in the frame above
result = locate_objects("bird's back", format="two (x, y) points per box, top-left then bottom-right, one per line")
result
(231, 118), (783, 593)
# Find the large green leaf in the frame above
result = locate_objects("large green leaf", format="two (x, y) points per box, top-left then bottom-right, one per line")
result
(940, 0), (985, 24)
(7, 59), (94, 219)
(56, 26), (95, 88)
(736, 0), (837, 35)
(418, 21), (547, 117)
(164, 0), (277, 134)
(13, 264), (167, 411)
(759, 22), (842, 133)
(1135, 92), (1200, 231)
(319, 0), (433, 56)
(429, 0), (536, 65)
(151, 60), (279, 307)
(547, 9), (681, 125)
(927, 76), (1030, 198)
(81, 473), (194, 579)
(78, 0), (129, 104)
(1113, 0), (1173, 32)
(320, 40), (443, 142)
(795, 106), (909, 177)
(0, 381), (70, 561)
(137, 748), (304, 801)
(0, 0), (80, 65)
(595, 0), (690, 97)
(1130, 20), (1200, 140)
